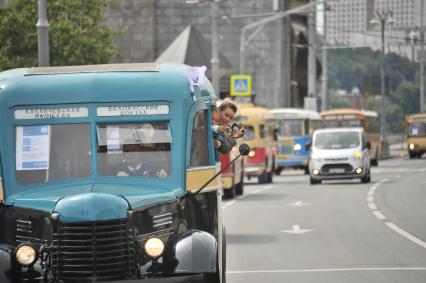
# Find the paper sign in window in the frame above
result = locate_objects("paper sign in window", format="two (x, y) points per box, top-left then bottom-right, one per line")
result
(16, 125), (50, 170)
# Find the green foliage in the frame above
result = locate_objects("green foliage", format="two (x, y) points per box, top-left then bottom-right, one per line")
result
(328, 47), (422, 133)
(0, 0), (118, 71)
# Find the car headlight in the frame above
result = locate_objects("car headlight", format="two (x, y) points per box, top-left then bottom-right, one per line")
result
(144, 237), (165, 258)
(354, 151), (362, 158)
(248, 150), (256, 158)
(293, 144), (302, 151)
(409, 143), (415, 150)
(15, 244), (37, 266)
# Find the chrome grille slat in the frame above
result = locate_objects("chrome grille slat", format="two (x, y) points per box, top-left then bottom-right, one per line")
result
(52, 219), (136, 281)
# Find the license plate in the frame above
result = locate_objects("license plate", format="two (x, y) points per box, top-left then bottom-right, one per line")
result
(329, 168), (345, 173)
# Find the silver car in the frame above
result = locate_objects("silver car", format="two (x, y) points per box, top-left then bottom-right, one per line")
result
(309, 128), (371, 184)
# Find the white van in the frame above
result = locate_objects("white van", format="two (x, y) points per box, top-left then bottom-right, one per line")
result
(309, 128), (371, 184)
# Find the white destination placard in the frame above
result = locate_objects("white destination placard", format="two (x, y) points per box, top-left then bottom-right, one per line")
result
(15, 107), (88, 120)
(16, 125), (50, 171)
(96, 105), (169, 117)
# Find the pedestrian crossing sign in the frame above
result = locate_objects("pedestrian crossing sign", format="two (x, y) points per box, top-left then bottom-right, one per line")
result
(230, 74), (252, 97)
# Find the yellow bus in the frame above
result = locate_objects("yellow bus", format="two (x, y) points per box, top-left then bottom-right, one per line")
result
(406, 112), (426, 159)
(236, 103), (277, 184)
(320, 108), (380, 166)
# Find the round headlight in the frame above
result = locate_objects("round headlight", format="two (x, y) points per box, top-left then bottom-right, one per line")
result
(15, 244), (37, 266)
(144, 237), (164, 258)
(248, 150), (256, 158)
(293, 144), (302, 151)
(409, 143), (415, 150)
(356, 168), (363, 174)
(313, 169), (320, 175)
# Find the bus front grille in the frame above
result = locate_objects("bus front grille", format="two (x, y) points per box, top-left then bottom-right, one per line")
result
(52, 219), (136, 282)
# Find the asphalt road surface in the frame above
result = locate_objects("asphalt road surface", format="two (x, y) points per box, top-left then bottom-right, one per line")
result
(223, 157), (426, 283)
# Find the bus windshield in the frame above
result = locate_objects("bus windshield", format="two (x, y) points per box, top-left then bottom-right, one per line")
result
(277, 119), (303, 136)
(322, 120), (362, 128)
(408, 122), (426, 136)
(15, 124), (91, 185)
(315, 132), (360, 150)
(97, 122), (172, 178)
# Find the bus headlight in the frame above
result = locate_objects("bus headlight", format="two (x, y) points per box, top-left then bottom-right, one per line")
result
(144, 237), (165, 258)
(15, 244), (37, 266)
(293, 144), (302, 151)
(354, 151), (362, 158)
(248, 150), (256, 158)
(409, 143), (415, 150)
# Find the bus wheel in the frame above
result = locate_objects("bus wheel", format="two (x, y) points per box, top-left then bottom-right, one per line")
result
(409, 152), (416, 159)
(275, 167), (283, 175)
(267, 171), (273, 183)
(235, 173), (244, 195)
(223, 186), (235, 199)
(258, 172), (268, 184)
(304, 166), (310, 175)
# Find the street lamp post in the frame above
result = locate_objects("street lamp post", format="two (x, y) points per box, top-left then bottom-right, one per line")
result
(371, 10), (393, 157)
(37, 0), (49, 67)
(211, 0), (220, 96)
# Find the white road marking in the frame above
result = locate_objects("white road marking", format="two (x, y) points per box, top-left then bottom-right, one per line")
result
(280, 224), (314, 234)
(251, 189), (261, 194)
(367, 179), (426, 249)
(385, 222), (426, 249)
(227, 267), (426, 274)
(288, 200), (309, 207)
(263, 185), (274, 190)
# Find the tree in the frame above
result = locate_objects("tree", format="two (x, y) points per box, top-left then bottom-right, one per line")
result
(0, 0), (117, 71)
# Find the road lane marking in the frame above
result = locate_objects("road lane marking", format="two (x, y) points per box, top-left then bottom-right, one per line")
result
(288, 200), (309, 207)
(227, 267), (426, 274)
(367, 179), (426, 249)
(223, 183), (274, 209)
(280, 225), (314, 234)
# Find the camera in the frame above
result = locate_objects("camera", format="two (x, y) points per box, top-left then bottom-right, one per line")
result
(231, 123), (243, 133)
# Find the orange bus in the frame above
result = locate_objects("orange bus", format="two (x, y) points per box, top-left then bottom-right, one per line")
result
(236, 103), (277, 184)
(406, 112), (426, 159)
(320, 108), (380, 166)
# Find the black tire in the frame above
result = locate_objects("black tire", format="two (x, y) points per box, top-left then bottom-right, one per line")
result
(267, 171), (273, 183)
(370, 158), (378, 166)
(258, 172), (267, 184)
(409, 152), (416, 159)
(235, 172), (244, 195)
(275, 167), (283, 175)
(361, 168), (371, 183)
(304, 166), (310, 175)
(223, 186), (235, 199)
(310, 177), (321, 185)
(417, 153), (423, 159)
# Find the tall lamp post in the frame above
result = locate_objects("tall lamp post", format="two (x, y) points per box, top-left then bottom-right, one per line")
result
(37, 0), (49, 67)
(371, 10), (394, 157)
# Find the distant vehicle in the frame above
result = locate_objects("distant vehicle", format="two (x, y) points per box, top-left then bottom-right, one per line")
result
(309, 128), (371, 184)
(270, 108), (321, 175)
(406, 112), (426, 159)
(236, 103), (277, 184)
(320, 108), (380, 166)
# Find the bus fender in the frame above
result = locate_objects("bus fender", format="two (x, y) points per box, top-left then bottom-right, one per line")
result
(163, 229), (217, 273)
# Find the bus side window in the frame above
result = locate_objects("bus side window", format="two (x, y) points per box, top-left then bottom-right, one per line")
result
(0, 156), (3, 202)
(189, 109), (210, 167)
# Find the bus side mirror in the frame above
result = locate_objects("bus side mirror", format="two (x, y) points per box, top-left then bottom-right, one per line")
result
(365, 141), (371, 150)
(305, 142), (312, 152)
(239, 143), (250, 156)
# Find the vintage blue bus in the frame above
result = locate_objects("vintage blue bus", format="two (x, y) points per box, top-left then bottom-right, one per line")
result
(270, 108), (321, 174)
(0, 63), (246, 282)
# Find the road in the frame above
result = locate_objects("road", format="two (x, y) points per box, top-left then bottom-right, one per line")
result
(223, 157), (426, 283)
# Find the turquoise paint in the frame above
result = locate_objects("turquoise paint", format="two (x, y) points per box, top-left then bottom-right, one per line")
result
(0, 63), (217, 221)
(7, 183), (179, 221)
